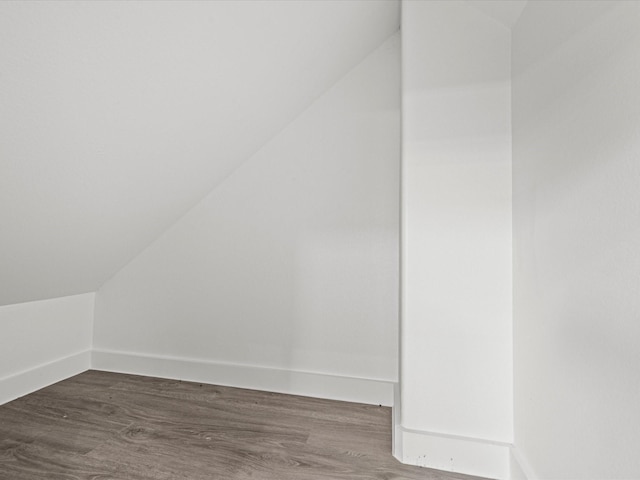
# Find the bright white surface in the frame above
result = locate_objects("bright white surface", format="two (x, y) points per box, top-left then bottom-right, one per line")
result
(94, 35), (400, 383)
(92, 349), (394, 406)
(399, 429), (510, 480)
(0, 293), (94, 380)
(401, 0), (512, 445)
(512, 1), (640, 478)
(0, 0), (399, 306)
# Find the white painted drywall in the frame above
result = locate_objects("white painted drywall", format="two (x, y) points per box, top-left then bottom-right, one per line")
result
(93, 35), (400, 388)
(0, 0), (399, 306)
(400, 0), (513, 473)
(463, 0), (528, 29)
(0, 293), (94, 403)
(512, 1), (640, 478)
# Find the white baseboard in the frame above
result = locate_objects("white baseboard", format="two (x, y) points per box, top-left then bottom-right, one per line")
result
(394, 426), (512, 480)
(510, 446), (536, 480)
(0, 350), (91, 405)
(392, 382), (402, 458)
(1, 348), (531, 480)
(91, 348), (394, 406)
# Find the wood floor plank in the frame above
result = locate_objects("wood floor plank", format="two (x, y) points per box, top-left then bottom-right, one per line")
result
(0, 371), (484, 480)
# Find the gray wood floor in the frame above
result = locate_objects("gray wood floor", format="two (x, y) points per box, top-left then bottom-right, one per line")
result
(0, 370), (482, 480)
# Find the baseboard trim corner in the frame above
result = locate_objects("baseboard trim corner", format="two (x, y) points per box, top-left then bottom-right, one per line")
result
(0, 350), (91, 406)
(392, 382), (402, 460)
(91, 348), (394, 406)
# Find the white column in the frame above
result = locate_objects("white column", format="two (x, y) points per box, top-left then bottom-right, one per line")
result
(398, 2), (513, 478)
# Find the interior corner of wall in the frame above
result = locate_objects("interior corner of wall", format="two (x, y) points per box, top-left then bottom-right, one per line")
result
(509, 445), (536, 480)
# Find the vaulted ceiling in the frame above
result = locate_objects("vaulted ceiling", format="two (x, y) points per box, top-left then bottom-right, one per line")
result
(464, 0), (528, 28)
(0, 1), (400, 306)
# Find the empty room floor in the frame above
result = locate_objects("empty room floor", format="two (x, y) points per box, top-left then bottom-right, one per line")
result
(0, 371), (483, 479)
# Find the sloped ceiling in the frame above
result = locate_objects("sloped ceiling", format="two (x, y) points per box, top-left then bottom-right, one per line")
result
(0, 1), (400, 306)
(464, 0), (528, 28)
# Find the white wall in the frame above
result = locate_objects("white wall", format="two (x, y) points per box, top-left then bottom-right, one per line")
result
(512, 2), (640, 478)
(0, 0), (399, 307)
(0, 293), (94, 404)
(93, 34), (400, 405)
(399, 1), (513, 478)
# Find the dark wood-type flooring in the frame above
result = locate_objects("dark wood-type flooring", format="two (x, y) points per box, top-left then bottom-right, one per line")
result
(0, 370), (482, 479)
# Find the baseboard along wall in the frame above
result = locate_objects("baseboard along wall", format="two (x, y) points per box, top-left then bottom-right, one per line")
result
(91, 348), (394, 407)
(0, 347), (393, 407)
(0, 349), (91, 405)
(1, 347), (538, 480)
(393, 425), (513, 480)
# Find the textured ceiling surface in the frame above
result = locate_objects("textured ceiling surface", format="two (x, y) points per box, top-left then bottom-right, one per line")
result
(0, 0), (400, 306)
